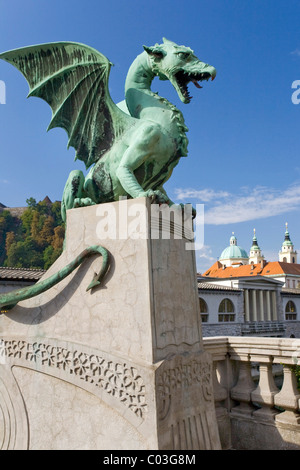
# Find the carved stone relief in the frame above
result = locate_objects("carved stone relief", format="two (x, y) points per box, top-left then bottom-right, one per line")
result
(0, 365), (29, 449)
(156, 352), (220, 450)
(0, 337), (147, 421)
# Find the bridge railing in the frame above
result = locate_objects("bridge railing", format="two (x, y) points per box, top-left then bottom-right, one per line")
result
(203, 336), (300, 450)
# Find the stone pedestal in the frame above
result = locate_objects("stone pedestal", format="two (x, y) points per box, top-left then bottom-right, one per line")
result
(0, 198), (220, 450)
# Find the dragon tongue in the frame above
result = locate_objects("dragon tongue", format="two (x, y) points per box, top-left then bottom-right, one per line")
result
(191, 78), (202, 89)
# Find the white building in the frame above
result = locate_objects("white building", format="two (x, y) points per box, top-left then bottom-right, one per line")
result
(199, 224), (300, 338)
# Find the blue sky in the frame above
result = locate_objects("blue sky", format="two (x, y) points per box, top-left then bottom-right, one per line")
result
(0, 0), (300, 271)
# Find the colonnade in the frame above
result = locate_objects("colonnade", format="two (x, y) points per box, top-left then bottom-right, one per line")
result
(244, 289), (277, 322)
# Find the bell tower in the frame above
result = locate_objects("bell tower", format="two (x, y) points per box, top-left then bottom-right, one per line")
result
(279, 223), (297, 263)
(249, 228), (264, 264)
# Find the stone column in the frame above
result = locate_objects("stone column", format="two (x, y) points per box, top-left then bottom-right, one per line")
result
(272, 291), (277, 320)
(244, 289), (250, 322)
(252, 290), (257, 321)
(266, 290), (271, 321)
(259, 290), (264, 321)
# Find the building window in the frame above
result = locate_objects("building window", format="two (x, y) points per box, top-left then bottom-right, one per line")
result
(285, 300), (297, 321)
(199, 297), (208, 322)
(218, 298), (235, 322)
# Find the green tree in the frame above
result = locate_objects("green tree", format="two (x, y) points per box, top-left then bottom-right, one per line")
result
(26, 197), (37, 208)
(40, 216), (55, 245)
(6, 237), (44, 268)
(2, 198), (65, 269)
(5, 231), (15, 254)
(0, 210), (19, 264)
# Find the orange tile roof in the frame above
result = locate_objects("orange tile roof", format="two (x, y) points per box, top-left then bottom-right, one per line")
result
(202, 261), (300, 279)
(262, 262), (300, 276)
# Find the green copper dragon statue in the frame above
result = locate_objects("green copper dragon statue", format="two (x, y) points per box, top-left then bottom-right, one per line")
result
(0, 38), (216, 312)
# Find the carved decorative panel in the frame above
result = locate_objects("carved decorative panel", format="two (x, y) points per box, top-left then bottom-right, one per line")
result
(0, 337), (147, 420)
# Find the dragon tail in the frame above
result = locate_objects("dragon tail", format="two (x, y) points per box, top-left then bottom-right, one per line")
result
(0, 245), (110, 313)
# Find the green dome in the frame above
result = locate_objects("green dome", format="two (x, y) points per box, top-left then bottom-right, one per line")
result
(219, 245), (248, 260)
(283, 225), (293, 246)
(220, 233), (249, 261)
(251, 245), (260, 251)
(251, 231), (260, 251)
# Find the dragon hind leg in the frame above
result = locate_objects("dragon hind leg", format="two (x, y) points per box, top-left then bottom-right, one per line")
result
(61, 170), (95, 223)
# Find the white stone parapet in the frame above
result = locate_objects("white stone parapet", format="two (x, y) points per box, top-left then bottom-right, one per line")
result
(0, 199), (221, 450)
(203, 336), (300, 450)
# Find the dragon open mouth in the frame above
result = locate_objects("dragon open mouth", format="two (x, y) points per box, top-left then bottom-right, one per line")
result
(174, 70), (213, 103)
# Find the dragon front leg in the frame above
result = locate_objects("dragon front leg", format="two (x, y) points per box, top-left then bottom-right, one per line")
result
(116, 123), (177, 205)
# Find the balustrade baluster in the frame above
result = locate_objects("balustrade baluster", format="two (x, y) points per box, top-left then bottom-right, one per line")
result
(212, 361), (228, 407)
(274, 365), (300, 425)
(251, 360), (280, 422)
(230, 359), (256, 417)
(212, 360), (232, 450)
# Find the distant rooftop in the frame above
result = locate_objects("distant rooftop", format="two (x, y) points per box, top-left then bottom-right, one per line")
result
(198, 280), (242, 292)
(0, 196), (55, 217)
(203, 260), (300, 278)
(0, 266), (45, 282)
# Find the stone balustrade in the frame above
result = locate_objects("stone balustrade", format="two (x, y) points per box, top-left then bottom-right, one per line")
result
(203, 336), (300, 450)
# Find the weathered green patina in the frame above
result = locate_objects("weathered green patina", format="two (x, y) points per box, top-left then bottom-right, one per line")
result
(0, 38), (216, 220)
(0, 39), (216, 312)
(0, 245), (110, 313)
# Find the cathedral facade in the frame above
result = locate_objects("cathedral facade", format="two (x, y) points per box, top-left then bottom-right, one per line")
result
(199, 225), (300, 338)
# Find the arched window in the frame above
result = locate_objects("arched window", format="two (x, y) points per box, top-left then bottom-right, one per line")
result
(199, 298), (208, 323)
(285, 300), (297, 320)
(218, 298), (235, 322)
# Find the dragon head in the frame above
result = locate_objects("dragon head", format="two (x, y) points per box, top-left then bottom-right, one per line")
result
(143, 38), (216, 104)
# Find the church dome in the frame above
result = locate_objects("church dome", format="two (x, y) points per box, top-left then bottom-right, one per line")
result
(219, 233), (248, 262)
(220, 245), (248, 260)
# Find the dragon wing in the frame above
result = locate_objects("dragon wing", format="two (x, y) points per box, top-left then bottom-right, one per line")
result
(0, 42), (135, 169)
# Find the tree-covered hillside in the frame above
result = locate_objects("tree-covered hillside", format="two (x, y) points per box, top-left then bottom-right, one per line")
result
(0, 197), (65, 270)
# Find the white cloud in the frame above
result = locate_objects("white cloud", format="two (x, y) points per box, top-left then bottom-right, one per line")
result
(261, 249), (278, 263)
(197, 244), (215, 260)
(291, 49), (300, 57)
(175, 183), (300, 225)
(175, 187), (230, 202)
(196, 245), (216, 272)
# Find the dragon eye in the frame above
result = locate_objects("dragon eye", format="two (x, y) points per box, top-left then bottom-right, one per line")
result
(177, 52), (190, 60)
